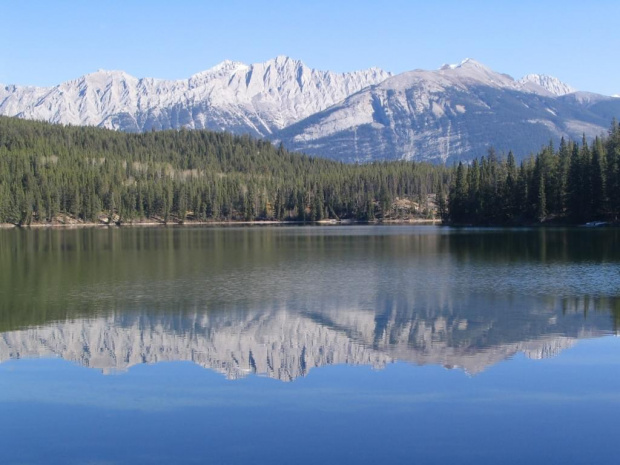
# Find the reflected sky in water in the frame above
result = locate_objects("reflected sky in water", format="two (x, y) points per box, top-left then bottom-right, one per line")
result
(1, 226), (620, 464)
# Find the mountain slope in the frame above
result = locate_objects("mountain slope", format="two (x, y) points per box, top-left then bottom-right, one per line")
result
(0, 56), (391, 137)
(518, 73), (576, 96)
(2, 57), (619, 163)
(276, 59), (620, 163)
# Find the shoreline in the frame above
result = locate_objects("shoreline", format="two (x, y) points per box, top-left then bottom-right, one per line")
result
(3, 219), (615, 230)
(0, 218), (442, 230)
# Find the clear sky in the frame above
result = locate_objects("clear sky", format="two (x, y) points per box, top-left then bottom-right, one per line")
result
(1, 0), (618, 95)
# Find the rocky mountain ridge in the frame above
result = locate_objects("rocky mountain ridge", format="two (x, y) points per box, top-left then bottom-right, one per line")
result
(2, 57), (619, 162)
(518, 73), (577, 96)
(277, 59), (620, 162)
(0, 56), (390, 137)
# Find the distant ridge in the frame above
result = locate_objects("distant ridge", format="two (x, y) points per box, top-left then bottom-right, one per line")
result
(278, 59), (619, 162)
(0, 56), (390, 137)
(2, 57), (619, 162)
(518, 73), (576, 96)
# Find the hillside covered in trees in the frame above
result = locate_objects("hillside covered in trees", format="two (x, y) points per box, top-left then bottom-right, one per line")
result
(447, 120), (620, 225)
(0, 117), (448, 225)
(2, 116), (618, 227)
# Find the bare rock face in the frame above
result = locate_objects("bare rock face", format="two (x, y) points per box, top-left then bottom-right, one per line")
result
(518, 74), (577, 97)
(277, 59), (620, 163)
(0, 57), (391, 137)
(2, 57), (619, 163)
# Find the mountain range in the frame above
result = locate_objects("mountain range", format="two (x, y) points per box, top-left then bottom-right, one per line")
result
(2, 56), (619, 163)
(0, 56), (389, 137)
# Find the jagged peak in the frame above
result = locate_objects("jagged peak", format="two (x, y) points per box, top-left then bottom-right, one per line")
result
(433, 58), (517, 89)
(259, 56), (390, 79)
(83, 69), (135, 80)
(518, 73), (576, 96)
(208, 59), (249, 73)
(67, 70), (139, 89)
(191, 60), (249, 80)
(440, 58), (489, 71)
(262, 55), (305, 69)
(367, 66), (386, 73)
(274, 54), (295, 63)
(459, 58), (484, 68)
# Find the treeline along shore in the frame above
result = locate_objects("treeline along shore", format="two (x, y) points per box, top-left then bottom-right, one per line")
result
(0, 116), (448, 226)
(447, 120), (620, 225)
(0, 116), (618, 227)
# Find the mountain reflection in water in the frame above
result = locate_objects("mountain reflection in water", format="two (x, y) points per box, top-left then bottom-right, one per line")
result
(1, 226), (618, 380)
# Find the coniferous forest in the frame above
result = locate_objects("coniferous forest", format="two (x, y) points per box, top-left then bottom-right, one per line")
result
(447, 120), (620, 225)
(0, 117), (448, 225)
(1, 116), (619, 226)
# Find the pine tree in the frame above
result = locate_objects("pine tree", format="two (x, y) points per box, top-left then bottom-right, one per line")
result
(449, 162), (468, 224)
(537, 171), (547, 222)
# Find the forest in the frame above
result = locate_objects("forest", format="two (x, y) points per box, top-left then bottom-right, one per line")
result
(447, 120), (620, 225)
(0, 116), (448, 225)
(1, 116), (619, 226)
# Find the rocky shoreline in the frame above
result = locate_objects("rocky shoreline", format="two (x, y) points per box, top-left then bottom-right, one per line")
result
(0, 217), (441, 229)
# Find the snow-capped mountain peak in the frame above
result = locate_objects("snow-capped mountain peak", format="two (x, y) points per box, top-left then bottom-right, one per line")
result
(271, 54), (297, 65)
(432, 58), (516, 90)
(207, 59), (249, 73)
(189, 60), (249, 84)
(0, 56), (391, 135)
(455, 57), (485, 69)
(2, 57), (617, 164)
(88, 69), (133, 78)
(277, 59), (619, 164)
(519, 74), (576, 96)
(440, 58), (488, 70)
(437, 61), (576, 96)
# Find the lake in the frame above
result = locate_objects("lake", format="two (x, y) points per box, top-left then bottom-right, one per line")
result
(1, 225), (619, 464)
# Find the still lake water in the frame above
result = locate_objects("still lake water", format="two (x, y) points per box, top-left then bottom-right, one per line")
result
(1, 225), (619, 464)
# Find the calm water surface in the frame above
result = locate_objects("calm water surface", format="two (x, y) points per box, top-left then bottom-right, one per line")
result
(1, 226), (619, 464)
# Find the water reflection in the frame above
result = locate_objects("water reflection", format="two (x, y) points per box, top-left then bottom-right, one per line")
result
(1, 226), (618, 379)
(0, 297), (615, 380)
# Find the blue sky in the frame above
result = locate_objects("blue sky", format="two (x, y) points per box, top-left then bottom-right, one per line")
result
(1, 0), (618, 95)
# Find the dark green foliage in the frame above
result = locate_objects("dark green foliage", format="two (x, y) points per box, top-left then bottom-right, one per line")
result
(447, 121), (620, 225)
(0, 117), (449, 224)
